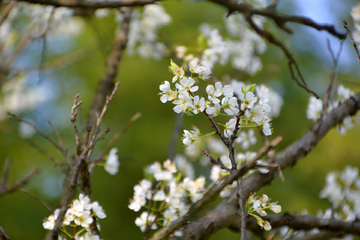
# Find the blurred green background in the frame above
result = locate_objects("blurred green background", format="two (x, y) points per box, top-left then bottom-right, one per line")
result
(0, 0), (360, 239)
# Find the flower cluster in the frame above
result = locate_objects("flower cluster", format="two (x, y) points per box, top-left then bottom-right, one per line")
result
(160, 60), (274, 151)
(247, 193), (282, 231)
(43, 193), (106, 239)
(306, 85), (358, 135)
(128, 159), (206, 235)
(318, 165), (360, 222)
(351, 3), (360, 44)
(127, 4), (171, 60)
(197, 12), (266, 75)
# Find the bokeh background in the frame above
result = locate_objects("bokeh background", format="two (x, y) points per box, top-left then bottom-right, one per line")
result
(0, 0), (360, 239)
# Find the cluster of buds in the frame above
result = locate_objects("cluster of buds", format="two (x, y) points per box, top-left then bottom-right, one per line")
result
(247, 193), (282, 231)
(159, 60), (273, 151)
(128, 159), (206, 236)
(43, 193), (106, 240)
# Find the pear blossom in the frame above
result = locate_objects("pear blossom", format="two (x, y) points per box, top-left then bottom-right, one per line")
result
(196, 66), (211, 80)
(159, 81), (177, 103)
(340, 166), (359, 187)
(173, 91), (193, 114)
(256, 85), (283, 118)
(220, 181), (237, 198)
(162, 160), (176, 173)
(63, 209), (74, 225)
(127, 4), (171, 60)
(205, 103), (221, 117)
(43, 209), (60, 230)
(175, 46), (187, 59)
(210, 165), (222, 182)
(163, 207), (178, 226)
(221, 96), (239, 115)
(92, 202), (106, 219)
(75, 233), (100, 240)
(104, 148), (119, 175)
(175, 154), (195, 179)
(236, 129), (257, 149)
(249, 99), (271, 125)
(239, 91), (257, 111)
(189, 58), (199, 72)
(74, 210), (93, 228)
(192, 96), (206, 114)
(262, 122), (272, 136)
(222, 85), (234, 98)
(135, 212), (157, 232)
(182, 126), (201, 151)
(206, 82), (223, 104)
(128, 196), (146, 212)
(306, 96), (323, 121)
(270, 203), (282, 213)
(174, 230), (183, 237)
(337, 85), (354, 103)
(72, 194), (92, 217)
(175, 77), (198, 93)
(256, 160), (270, 173)
(224, 117), (237, 138)
(351, 3), (360, 21)
(248, 193), (281, 231)
(153, 190), (166, 201)
(338, 116), (354, 136)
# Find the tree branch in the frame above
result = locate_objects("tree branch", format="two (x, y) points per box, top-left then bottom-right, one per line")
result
(0, 159), (40, 197)
(208, 0), (346, 39)
(343, 20), (360, 64)
(15, 0), (156, 9)
(156, 93), (360, 240)
(244, 213), (360, 236)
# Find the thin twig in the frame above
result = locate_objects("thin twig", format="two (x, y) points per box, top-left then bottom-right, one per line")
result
(7, 113), (66, 156)
(0, 167), (40, 197)
(87, 82), (120, 160)
(19, 188), (53, 212)
(343, 20), (360, 64)
(322, 39), (345, 115)
(16, 0), (156, 8)
(26, 140), (61, 165)
(71, 94), (83, 156)
(202, 149), (231, 172)
(38, 7), (55, 83)
(209, 0), (346, 39)
(245, 15), (319, 98)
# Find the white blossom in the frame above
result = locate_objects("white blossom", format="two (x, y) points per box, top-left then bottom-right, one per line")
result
(239, 91), (257, 111)
(74, 210), (93, 228)
(135, 212), (157, 232)
(104, 148), (119, 175)
(306, 96), (323, 121)
(159, 81), (177, 103)
(92, 202), (106, 219)
(236, 129), (256, 150)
